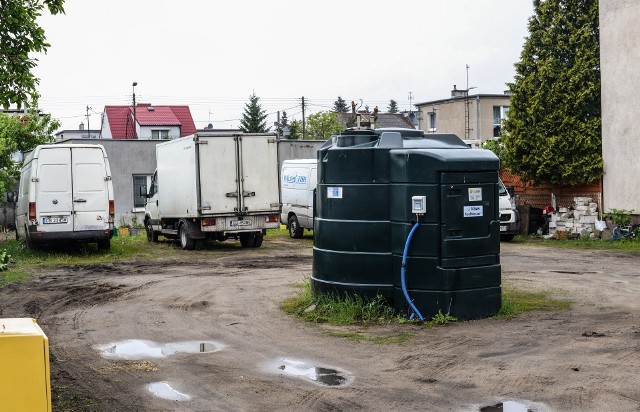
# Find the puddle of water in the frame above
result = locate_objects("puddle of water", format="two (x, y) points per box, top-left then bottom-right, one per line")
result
(96, 339), (223, 360)
(480, 401), (533, 412)
(274, 358), (347, 387)
(148, 382), (190, 401)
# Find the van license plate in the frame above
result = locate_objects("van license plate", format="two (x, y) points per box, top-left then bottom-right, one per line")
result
(43, 216), (69, 224)
(500, 225), (507, 232)
(230, 220), (251, 227)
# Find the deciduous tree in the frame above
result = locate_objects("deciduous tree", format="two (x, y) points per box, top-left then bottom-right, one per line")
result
(0, 0), (65, 108)
(0, 109), (59, 193)
(306, 111), (343, 140)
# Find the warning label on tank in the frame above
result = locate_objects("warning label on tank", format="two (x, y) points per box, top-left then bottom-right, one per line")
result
(327, 187), (343, 199)
(463, 205), (483, 217)
(468, 187), (482, 201)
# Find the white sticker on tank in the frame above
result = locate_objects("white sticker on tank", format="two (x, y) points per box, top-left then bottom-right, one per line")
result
(468, 187), (482, 201)
(327, 187), (343, 199)
(463, 205), (483, 217)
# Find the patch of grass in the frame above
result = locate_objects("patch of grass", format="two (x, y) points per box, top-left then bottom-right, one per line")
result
(280, 278), (396, 325)
(53, 394), (100, 412)
(0, 270), (31, 286)
(513, 235), (640, 251)
(328, 331), (414, 344)
(496, 286), (571, 318)
(425, 310), (458, 326)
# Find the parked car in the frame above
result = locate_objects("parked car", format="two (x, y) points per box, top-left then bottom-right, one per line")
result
(498, 179), (520, 241)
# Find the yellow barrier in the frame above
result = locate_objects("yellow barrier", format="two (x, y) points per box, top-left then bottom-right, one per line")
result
(0, 318), (52, 412)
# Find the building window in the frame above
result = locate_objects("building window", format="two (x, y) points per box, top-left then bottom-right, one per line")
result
(493, 106), (509, 137)
(151, 129), (169, 140)
(428, 112), (437, 131)
(133, 175), (152, 208)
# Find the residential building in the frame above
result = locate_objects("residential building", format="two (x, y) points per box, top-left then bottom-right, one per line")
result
(54, 122), (99, 140)
(337, 112), (416, 129)
(415, 87), (511, 147)
(100, 104), (196, 140)
(600, 0), (640, 216)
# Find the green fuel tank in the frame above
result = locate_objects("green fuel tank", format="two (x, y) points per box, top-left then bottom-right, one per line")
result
(312, 128), (501, 320)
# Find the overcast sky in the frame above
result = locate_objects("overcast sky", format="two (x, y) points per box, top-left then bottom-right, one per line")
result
(33, 0), (534, 132)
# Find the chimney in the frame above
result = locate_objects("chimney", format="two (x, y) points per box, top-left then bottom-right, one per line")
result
(451, 84), (466, 98)
(79, 122), (85, 130)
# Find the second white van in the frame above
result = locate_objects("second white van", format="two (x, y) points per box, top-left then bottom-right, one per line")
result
(15, 144), (115, 250)
(280, 159), (317, 238)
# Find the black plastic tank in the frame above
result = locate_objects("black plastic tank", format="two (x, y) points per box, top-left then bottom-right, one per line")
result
(312, 128), (501, 320)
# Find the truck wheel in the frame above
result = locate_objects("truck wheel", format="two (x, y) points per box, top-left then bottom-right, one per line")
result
(97, 239), (111, 251)
(240, 233), (255, 248)
(146, 221), (158, 243)
(288, 215), (304, 239)
(180, 222), (196, 250)
(252, 234), (264, 248)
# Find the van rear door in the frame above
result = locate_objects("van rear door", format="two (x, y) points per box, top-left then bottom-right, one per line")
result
(72, 147), (110, 231)
(36, 148), (74, 232)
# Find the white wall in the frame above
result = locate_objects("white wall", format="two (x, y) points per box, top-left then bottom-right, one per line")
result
(137, 125), (181, 140)
(600, 0), (640, 213)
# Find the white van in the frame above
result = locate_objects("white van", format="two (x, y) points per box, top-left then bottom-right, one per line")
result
(280, 159), (317, 238)
(15, 144), (115, 250)
(498, 179), (520, 241)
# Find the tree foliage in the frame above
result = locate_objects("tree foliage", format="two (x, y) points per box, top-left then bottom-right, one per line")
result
(482, 138), (505, 165)
(333, 96), (348, 113)
(0, 109), (59, 193)
(239, 93), (269, 133)
(0, 0), (65, 108)
(306, 111), (343, 140)
(502, 0), (601, 185)
(287, 119), (302, 140)
(387, 99), (399, 113)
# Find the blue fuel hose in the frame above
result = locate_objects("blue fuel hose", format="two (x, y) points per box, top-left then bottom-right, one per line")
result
(401, 223), (425, 321)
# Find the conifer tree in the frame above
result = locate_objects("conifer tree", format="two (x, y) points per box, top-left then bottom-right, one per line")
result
(387, 99), (399, 113)
(502, 0), (601, 185)
(333, 96), (348, 113)
(239, 93), (269, 133)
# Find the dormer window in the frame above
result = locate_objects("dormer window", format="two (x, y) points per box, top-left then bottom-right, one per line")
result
(151, 130), (169, 139)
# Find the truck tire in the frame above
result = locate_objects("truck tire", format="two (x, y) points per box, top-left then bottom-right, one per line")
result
(180, 222), (196, 250)
(97, 238), (111, 251)
(146, 221), (158, 243)
(288, 215), (304, 239)
(240, 233), (255, 248)
(252, 234), (264, 248)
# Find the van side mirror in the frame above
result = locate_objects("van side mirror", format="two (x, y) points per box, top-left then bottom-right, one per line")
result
(6, 191), (15, 203)
(507, 185), (515, 198)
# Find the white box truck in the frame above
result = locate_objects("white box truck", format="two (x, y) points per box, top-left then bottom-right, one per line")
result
(15, 144), (115, 250)
(143, 132), (281, 250)
(280, 159), (316, 238)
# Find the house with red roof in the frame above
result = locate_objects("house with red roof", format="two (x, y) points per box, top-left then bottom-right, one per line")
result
(100, 104), (196, 139)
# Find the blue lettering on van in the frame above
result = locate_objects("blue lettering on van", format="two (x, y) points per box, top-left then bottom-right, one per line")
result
(283, 174), (297, 184)
(296, 176), (307, 184)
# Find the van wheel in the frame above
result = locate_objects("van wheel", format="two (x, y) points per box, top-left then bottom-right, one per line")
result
(252, 234), (263, 248)
(288, 215), (303, 239)
(240, 233), (255, 248)
(146, 222), (158, 243)
(97, 239), (111, 251)
(180, 222), (196, 250)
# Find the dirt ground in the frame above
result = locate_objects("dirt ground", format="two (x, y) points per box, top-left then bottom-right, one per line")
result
(1, 236), (639, 412)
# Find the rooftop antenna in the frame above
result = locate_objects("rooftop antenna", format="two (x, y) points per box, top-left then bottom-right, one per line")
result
(464, 65), (477, 139)
(408, 92), (414, 114)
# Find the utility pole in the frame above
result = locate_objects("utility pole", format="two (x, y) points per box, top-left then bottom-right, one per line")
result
(463, 65), (476, 140)
(408, 92), (414, 114)
(86, 106), (91, 138)
(132, 81), (138, 138)
(301, 96), (306, 140)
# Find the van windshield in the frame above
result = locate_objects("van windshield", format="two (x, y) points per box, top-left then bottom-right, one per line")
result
(498, 180), (508, 196)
